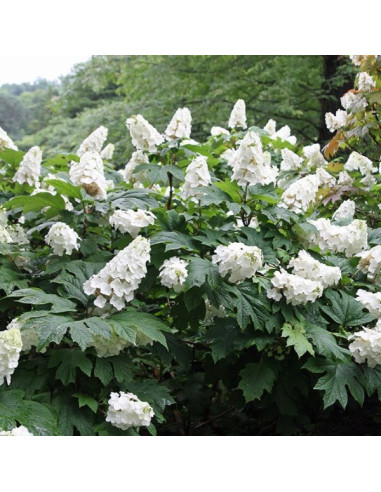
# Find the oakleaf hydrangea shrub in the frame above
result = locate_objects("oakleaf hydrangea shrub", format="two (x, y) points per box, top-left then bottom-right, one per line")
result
(0, 55), (380, 436)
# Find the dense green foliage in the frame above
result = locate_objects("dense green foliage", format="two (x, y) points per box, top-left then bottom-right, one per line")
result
(0, 55), (379, 436)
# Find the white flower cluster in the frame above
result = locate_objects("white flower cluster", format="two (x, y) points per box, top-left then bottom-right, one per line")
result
(211, 126), (230, 137)
(360, 174), (377, 190)
(0, 126), (18, 150)
(357, 245), (381, 284)
(91, 330), (132, 358)
(356, 290), (381, 318)
(120, 150), (149, 185)
(316, 167), (336, 188)
(302, 144), (327, 169)
(69, 151), (108, 200)
(332, 199), (356, 221)
(231, 130), (278, 187)
(337, 171), (354, 186)
(109, 209), (155, 238)
(264, 119), (297, 145)
(325, 109), (349, 133)
(77, 126), (108, 157)
(0, 226), (12, 244)
(181, 155), (211, 201)
(165, 107), (192, 140)
(100, 143), (115, 161)
(341, 92), (367, 113)
(0, 208), (7, 226)
(159, 257), (188, 292)
(356, 72), (376, 92)
(267, 269), (324, 306)
(280, 148), (303, 172)
(344, 152), (375, 176)
(13, 146), (42, 187)
(8, 224), (29, 245)
(45, 222), (80, 256)
(91, 324), (154, 357)
(0, 426), (33, 436)
(348, 319), (381, 368)
(349, 55), (366, 66)
(0, 211), (25, 245)
(126, 115), (164, 153)
(83, 236), (150, 310)
(212, 242), (263, 284)
(280, 174), (319, 213)
(106, 391), (154, 430)
(0, 328), (22, 386)
(308, 218), (368, 257)
(228, 99), (247, 129)
(344, 152), (377, 186)
(288, 250), (341, 289)
(221, 148), (236, 167)
(7, 318), (38, 353)
(204, 299), (226, 322)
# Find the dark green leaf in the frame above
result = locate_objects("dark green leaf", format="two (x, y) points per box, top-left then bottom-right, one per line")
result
(184, 257), (220, 290)
(0, 266), (28, 295)
(73, 393), (99, 414)
(150, 231), (197, 252)
(45, 179), (82, 199)
(238, 359), (277, 402)
(66, 317), (111, 350)
(94, 358), (113, 385)
(48, 349), (93, 385)
(305, 324), (349, 361)
(282, 321), (315, 358)
(321, 289), (376, 327)
(7, 288), (77, 313)
(5, 192), (66, 215)
(108, 311), (170, 348)
(108, 189), (158, 210)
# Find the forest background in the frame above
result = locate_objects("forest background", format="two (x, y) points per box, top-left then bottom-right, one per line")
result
(0, 55), (356, 160)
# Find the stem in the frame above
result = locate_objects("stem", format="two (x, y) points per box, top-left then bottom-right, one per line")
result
(192, 406), (237, 431)
(240, 183), (250, 226)
(197, 200), (202, 229)
(166, 172), (173, 210)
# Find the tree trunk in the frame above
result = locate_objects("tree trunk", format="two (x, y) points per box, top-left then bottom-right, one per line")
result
(319, 55), (353, 143)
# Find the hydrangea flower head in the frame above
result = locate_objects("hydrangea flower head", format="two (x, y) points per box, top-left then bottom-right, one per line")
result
(83, 236), (150, 310)
(181, 155), (211, 201)
(267, 269), (323, 306)
(0, 426), (33, 436)
(69, 151), (108, 200)
(0, 126), (18, 150)
(45, 222), (80, 256)
(13, 146), (42, 187)
(109, 209), (155, 238)
(212, 242), (263, 284)
(357, 245), (381, 284)
(332, 200), (356, 221)
(356, 289), (381, 318)
(228, 99), (247, 129)
(349, 319), (381, 368)
(231, 130), (278, 187)
(106, 391), (154, 430)
(159, 257), (188, 292)
(308, 218), (368, 257)
(165, 107), (192, 140)
(120, 150), (149, 185)
(126, 115), (164, 153)
(288, 250), (341, 289)
(77, 126), (108, 157)
(0, 328), (22, 386)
